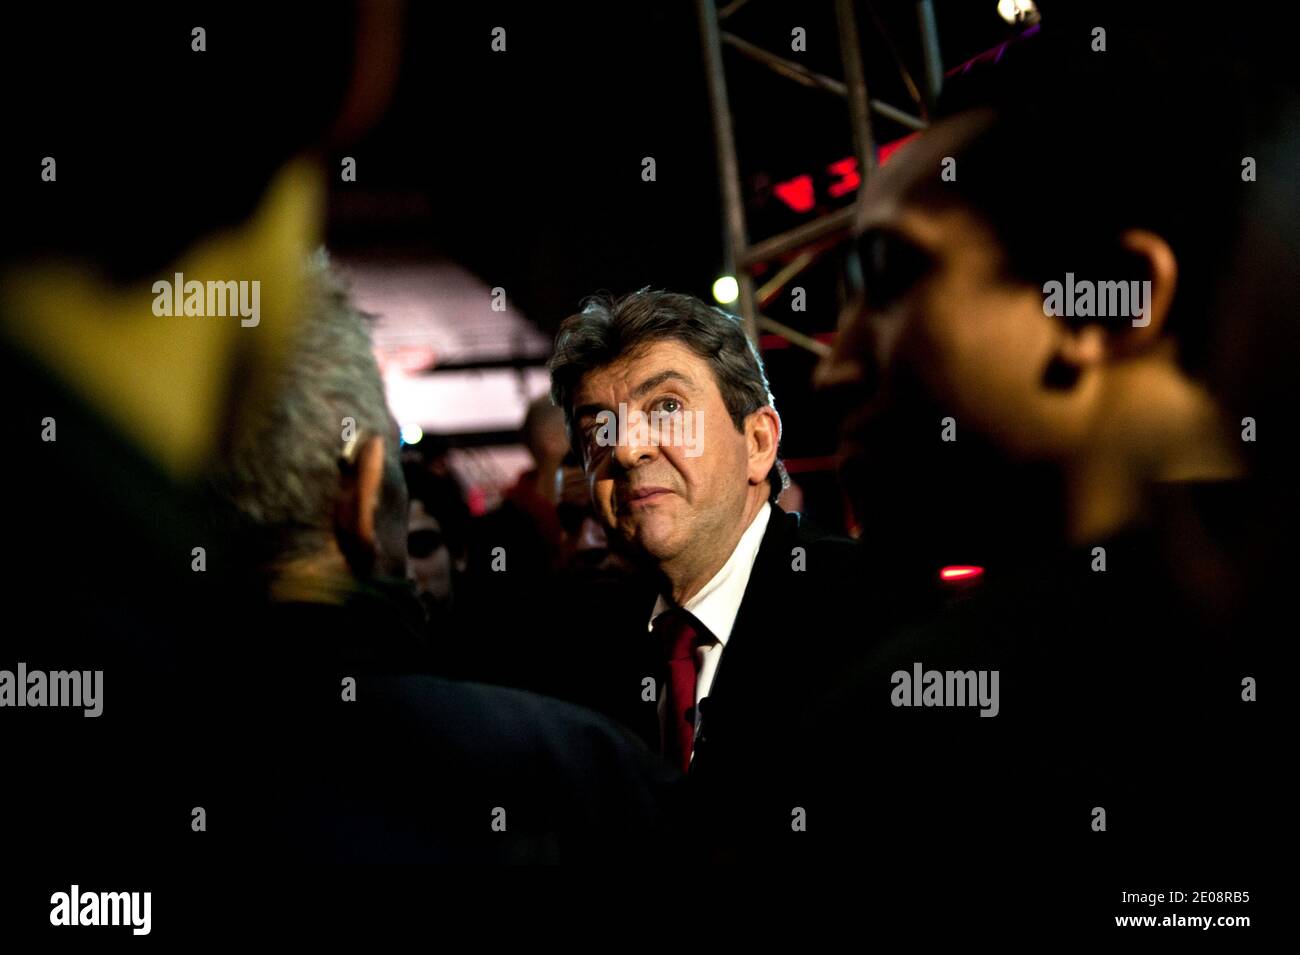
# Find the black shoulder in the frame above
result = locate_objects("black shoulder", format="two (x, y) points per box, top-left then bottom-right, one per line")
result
(273, 674), (681, 861)
(780, 509), (864, 570)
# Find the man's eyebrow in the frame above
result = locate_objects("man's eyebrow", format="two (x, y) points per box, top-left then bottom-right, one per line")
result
(630, 370), (693, 400)
(572, 370), (695, 422)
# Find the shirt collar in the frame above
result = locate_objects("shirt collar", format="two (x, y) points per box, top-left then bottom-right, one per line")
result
(648, 502), (773, 645)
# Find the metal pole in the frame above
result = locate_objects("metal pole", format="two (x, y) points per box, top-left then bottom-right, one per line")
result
(717, 0), (753, 20)
(836, 0), (878, 182)
(720, 31), (927, 130)
(916, 0), (944, 110)
(722, 31), (849, 96)
(836, 0), (878, 323)
(696, 0), (757, 341)
(741, 205), (858, 268)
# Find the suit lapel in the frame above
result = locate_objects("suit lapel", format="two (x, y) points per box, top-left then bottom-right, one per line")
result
(693, 508), (799, 755)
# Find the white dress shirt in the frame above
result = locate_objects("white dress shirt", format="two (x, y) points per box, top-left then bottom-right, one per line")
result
(648, 502), (773, 757)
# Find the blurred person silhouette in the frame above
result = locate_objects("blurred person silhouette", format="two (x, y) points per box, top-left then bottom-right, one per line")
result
(0, 3), (404, 861)
(507, 394), (573, 561)
(403, 462), (470, 620)
(401, 460), (476, 675)
(1204, 63), (1300, 649)
(549, 452), (659, 745)
(805, 1), (1282, 880)
(465, 397), (570, 586)
(407, 490), (454, 607)
(448, 446), (661, 746)
(554, 451), (638, 587)
(454, 397), (571, 681)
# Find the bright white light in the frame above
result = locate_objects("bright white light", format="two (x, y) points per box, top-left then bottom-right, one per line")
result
(400, 423), (424, 445)
(712, 275), (739, 304)
(997, 0), (1038, 24)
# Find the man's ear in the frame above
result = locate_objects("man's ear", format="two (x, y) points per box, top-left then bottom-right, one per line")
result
(335, 434), (386, 576)
(745, 406), (781, 487)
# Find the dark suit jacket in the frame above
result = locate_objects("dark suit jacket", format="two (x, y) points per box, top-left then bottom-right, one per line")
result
(203, 586), (684, 863)
(646, 506), (871, 855)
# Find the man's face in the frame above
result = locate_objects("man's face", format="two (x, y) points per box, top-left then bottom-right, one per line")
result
(571, 340), (757, 568)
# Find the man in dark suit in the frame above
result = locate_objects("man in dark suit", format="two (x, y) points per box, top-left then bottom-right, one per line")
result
(549, 290), (866, 856)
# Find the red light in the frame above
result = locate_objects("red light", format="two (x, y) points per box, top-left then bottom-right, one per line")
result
(878, 133), (921, 167)
(826, 158), (860, 198)
(466, 486), (488, 517)
(773, 175), (815, 213)
(766, 136), (918, 213)
(939, 565), (985, 582)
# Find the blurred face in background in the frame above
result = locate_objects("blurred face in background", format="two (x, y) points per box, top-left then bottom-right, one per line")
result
(823, 112), (1103, 469)
(816, 112), (1087, 552)
(819, 109), (1224, 555)
(407, 499), (453, 607)
(554, 461), (635, 586)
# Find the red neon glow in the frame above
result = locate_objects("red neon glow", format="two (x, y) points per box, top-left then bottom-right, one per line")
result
(939, 565), (985, 582)
(769, 135), (920, 213)
(878, 133), (921, 167)
(826, 157), (860, 197)
(773, 175), (816, 213)
(466, 486), (488, 517)
(759, 332), (836, 350)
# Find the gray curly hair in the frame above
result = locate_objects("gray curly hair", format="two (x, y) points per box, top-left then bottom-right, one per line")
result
(220, 250), (402, 560)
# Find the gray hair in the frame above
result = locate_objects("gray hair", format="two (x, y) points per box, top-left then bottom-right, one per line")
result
(549, 289), (787, 504)
(220, 250), (401, 558)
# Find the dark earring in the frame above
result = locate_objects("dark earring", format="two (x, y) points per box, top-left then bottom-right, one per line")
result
(1041, 354), (1080, 390)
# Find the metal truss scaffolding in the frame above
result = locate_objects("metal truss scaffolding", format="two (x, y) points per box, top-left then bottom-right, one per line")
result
(695, 0), (943, 352)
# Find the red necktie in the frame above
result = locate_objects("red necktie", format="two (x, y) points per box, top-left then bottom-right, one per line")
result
(654, 608), (708, 773)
